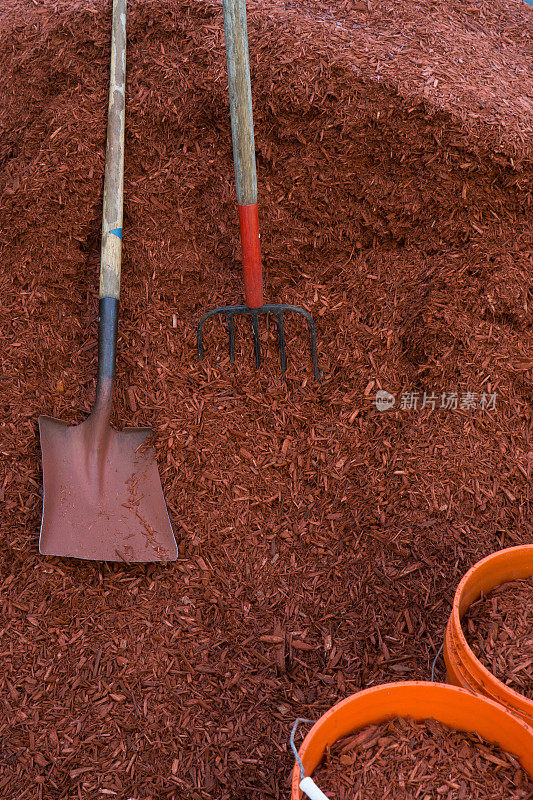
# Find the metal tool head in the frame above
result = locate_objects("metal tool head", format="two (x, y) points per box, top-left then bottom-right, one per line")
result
(38, 396), (177, 563)
(197, 303), (320, 379)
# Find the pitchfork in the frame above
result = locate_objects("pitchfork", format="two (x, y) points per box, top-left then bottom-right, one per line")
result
(197, 0), (320, 380)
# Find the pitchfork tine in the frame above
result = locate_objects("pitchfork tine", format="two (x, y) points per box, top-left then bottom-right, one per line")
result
(276, 311), (287, 373)
(251, 310), (261, 367)
(197, 318), (205, 361)
(298, 308), (320, 381)
(308, 320), (320, 381)
(227, 313), (236, 364)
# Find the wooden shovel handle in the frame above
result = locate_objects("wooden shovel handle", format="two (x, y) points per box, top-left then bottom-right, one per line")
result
(99, 0), (126, 301)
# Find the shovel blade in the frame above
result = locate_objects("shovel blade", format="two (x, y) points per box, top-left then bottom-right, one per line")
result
(39, 414), (177, 563)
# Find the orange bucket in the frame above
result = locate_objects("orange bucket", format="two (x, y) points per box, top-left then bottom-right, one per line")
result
(444, 545), (533, 726)
(290, 682), (533, 800)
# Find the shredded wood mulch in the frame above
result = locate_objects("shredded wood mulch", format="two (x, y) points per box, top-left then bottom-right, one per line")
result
(0, 0), (532, 798)
(311, 716), (533, 800)
(464, 578), (533, 700)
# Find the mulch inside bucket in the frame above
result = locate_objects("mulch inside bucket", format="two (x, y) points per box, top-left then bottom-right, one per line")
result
(463, 577), (533, 700)
(311, 716), (533, 799)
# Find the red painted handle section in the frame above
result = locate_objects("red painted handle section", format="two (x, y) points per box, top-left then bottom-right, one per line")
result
(238, 203), (263, 308)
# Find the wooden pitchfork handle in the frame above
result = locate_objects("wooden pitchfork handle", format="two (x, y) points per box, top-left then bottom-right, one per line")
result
(223, 0), (263, 309)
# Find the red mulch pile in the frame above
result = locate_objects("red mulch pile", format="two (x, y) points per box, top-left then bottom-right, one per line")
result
(0, 0), (532, 798)
(464, 578), (533, 699)
(312, 716), (533, 799)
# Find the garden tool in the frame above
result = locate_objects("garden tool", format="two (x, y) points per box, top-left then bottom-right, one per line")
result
(197, 0), (319, 379)
(38, 0), (177, 562)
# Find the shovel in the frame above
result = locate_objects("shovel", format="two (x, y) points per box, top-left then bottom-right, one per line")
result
(38, 0), (177, 563)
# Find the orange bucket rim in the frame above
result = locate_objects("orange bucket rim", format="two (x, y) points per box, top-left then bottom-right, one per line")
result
(450, 544), (533, 709)
(290, 680), (533, 799)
